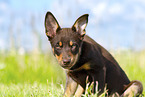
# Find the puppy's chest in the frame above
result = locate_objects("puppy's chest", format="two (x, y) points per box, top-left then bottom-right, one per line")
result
(67, 70), (88, 87)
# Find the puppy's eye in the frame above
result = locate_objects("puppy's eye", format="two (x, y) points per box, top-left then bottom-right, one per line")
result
(55, 42), (62, 50)
(55, 44), (61, 50)
(71, 44), (77, 51)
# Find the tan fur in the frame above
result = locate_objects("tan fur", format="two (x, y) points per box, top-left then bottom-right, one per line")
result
(121, 80), (143, 97)
(59, 41), (62, 47)
(69, 41), (73, 46)
(79, 62), (91, 70)
(55, 54), (62, 62)
(64, 76), (78, 97)
(52, 48), (54, 54)
(75, 85), (84, 97)
(70, 62), (91, 72)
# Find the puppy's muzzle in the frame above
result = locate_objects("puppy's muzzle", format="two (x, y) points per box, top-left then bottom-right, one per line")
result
(63, 59), (71, 65)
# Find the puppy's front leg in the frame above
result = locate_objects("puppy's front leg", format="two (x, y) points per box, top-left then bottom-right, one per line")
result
(63, 74), (78, 97)
(74, 84), (84, 97)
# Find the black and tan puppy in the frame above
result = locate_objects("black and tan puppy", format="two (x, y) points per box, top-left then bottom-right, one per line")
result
(44, 12), (143, 97)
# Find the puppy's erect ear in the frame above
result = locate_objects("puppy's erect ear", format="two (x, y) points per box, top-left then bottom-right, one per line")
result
(45, 12), (61, 40)
(72, 14), (89, 37)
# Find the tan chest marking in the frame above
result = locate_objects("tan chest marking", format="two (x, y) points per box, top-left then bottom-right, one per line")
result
(74, 62), (91, 71)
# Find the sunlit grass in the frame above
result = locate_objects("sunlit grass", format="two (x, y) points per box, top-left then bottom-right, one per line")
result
(0, 50), (145, 96)
(0, 82), (64, 97)
(0, 52), (65, 84)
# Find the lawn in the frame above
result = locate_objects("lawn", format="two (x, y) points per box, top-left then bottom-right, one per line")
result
(0, 50), (144, 96)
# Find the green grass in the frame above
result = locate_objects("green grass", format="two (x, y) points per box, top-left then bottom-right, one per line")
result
(0, 50), (145, 96)
(0, 82), (64, 97)
(0, 52), (65, 84)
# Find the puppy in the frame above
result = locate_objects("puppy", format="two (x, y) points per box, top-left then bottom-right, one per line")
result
(44, 11), (143, 97)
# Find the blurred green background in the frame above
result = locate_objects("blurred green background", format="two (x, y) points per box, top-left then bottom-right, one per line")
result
(0, 0), (145, 96)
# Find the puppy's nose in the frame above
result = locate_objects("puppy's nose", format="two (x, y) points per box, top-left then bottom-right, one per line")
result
(63, 59), (71, 65)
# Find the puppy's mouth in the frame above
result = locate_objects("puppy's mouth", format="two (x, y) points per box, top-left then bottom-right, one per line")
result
(60, 54), (79, 69)
(61, 65), (71, 69)
(60, 61), (74, 69)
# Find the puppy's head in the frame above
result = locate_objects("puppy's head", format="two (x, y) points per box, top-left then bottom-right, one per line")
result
(44, 12), (88, 69)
